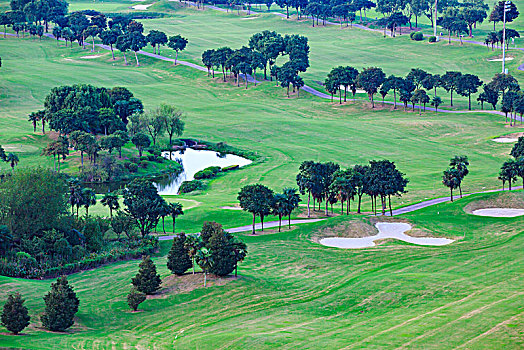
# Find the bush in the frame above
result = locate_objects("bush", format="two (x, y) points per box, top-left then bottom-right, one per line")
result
(139, 160), (149, 168)
(221, 165), (239, 172)
(140, 156), (149, 162)
(41, 277), (79, 332)
(131, 256), (161, 295)
(409, 31), (415, 39)
(127, 288), (146, 311)
(1, 292), (30, 335)
(128, 163), (139, 173)
(429, 35), (436, 42)
(194, 166), (221, 180)
(155, 156), (165, 163)
(178, 180), (205, 194)
(167, 233), (192, 275)
(411, 32), (424, 41)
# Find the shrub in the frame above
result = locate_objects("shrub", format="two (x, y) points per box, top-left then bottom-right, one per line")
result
(194, 166), (221, 180)
(127, 288), (146, 311)
(178, 180), (205, 194)
(1, 292), (30, 335)
(128, 163), (139, 173)
(41, 277), (79, 332)
(429, 35), (436, 42)
(409, 31), (415, 39)
(131, 256), (161, 295)
(221, 165), (239, 172)
(167, 233), (192, 275)
(155, 156), (164, 163)
(412, 32), (424, 41)
(139, 160), (149, 168)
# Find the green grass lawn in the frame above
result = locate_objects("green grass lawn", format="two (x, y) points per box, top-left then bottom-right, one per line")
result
(0, 191), (522, 349)
(1, 2), (524, 348)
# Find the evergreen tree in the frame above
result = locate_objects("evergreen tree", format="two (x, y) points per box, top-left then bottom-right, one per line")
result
(207, 229), (237, 277)
(131, 256), (161, 295)
(167, 233), (192, 275)
(1, 292), (30, 335)
(41, 277), (79, 332)
(127, 288), (146, 311)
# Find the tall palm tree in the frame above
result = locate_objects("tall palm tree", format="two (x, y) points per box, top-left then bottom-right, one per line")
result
(168, 202), (184, 233)
(81, 188), (97, 217)
(68, 179), (83, 216)
(195, 247), (213, 287)
(101, 192), (120, 219)
(6, 153), (19, 171)
(449, 155), (469, 198)
(184, 234), (202, 274)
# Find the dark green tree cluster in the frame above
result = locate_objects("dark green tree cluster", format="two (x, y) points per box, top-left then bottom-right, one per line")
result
(297, 159), (408, 216)
(1, 292), (30, 335)
(41, 276), (79, 331)
(201, 31), (309, 95)
(166, 222), (248, 282)
(132, 255), (161, 295)
(238, 184), (301, 233)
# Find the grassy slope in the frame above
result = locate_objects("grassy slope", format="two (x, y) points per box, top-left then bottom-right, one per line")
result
(0, 192), (522, 349)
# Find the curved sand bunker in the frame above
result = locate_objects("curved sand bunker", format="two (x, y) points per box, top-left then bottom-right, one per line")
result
(319, 222), (454, 249)
(472, 208), (524, 218)
(492, 137), (518, 143)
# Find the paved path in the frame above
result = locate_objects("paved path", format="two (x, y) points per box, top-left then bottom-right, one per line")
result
(158, 218), (325, 240)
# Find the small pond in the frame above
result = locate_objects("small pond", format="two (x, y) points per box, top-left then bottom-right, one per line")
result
(155, 149), (252, 195)
(90, 148), (252, 195)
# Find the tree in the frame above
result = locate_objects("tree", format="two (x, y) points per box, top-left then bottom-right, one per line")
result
(490, 1), (519, 30)
(168, 34), (188, 65)
(147, 30), (167, 54)
(488, 73), (520, 100)
(214, 47), (233, 82)
(116, 33), (130, 65)
(440, 71), (462, 106)
(406, 68), (429, 90)
(411, 89), (429, 114)
(159, 104), (184, 145)
(168, 202), (183, 233)
(167, 232), (192, 275)
(81, 187), (96, 217)
(143, 110), (165, 146)
(41, 277), (79, 332)
(238, 184), (275, 234)
(431, 96), (442, 112)
(356, 67), (386, 108)
(100, 28), (119, 60)
(195, 247), (213, 287)
(0, 145), (6, 161)
(272, 193), (287, 232)
(202, 49), (215, 77)
(184, 234), (203, 274)
(282, 187), (300, 228)
(1, 292), (30, 335)
(128, 31), (148, 66)
(510, 136), (524, 159)
(6, 153), (19, 171)
(132, 256), (161, 295)
(499, 159), (518, 190)
(101, 192), (119, 218)
(124, 179), (165, 237)
(296, 160), (317, 217)
(456, 74), (482, 110)
(131, 132), (150, 157)
(449, 155), (469, 197)
(127, 288), (146, 311)
(442, 167), (461, 201)
(478, 84), (499, 110)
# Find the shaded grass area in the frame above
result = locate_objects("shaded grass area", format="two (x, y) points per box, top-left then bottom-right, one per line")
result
(0, 192), (522, 348)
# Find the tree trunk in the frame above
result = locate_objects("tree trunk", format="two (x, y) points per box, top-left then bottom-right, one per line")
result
(175, 51), (178, 65)
(278, 215), (281, 232)
(111, 45), (115, 60)
(307, 192), (311, 217)
(134, 51), (140, 66)
(450, 188), (453, 202)
(357, 194), (362, 213)
(252, 213), (256, 234)
(388, 195), (393, 216)
(123, 53), (128, 65)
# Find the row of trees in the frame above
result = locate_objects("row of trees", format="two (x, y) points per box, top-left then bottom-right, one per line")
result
(1, 276), (78, 334)
(202, 30), (309, 95)
(296, 159), (409, 216)
(325, 66), (520, 114)
(237, 185), (301, 234)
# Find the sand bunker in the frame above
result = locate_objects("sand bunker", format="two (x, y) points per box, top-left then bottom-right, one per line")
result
(221, 206), (242, 210)
(319, 222), (454, 249)
(81, 54), (104, 59)
(487, 57), (514, 62)
(492, 137), (518, 143)
(472, 208), (524, 217)
(132, 3), (153, 10)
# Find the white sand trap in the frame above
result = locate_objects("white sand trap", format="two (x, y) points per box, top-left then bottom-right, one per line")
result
(472, 208), (524, 217)
(132, 3), (153, 10)
(487, 57), (514, 62)
(221, 206), (242, 210)
(492, 137), (518, 143)
(319, 222), (454, 249)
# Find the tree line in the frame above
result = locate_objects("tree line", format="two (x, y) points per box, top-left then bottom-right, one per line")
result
(202, 30), (309, 96)
(499, 137), (524, 190)
(325, 66), (521, 116)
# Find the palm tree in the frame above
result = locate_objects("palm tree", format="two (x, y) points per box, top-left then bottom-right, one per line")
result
(442, 168), (461, 201)
(6, 153), (19, 171)
(449, 156), (469, 198)
(184, 234), (202, 274)
(283, 188), (301, 228)
(81, 188), (97, 217)
(101, 192), (120, 219)
(159, 201), (171, 234)
(195, 247), (213, 287)
(68, 179), (83, 216)
(271, 193), (287, 232)
(168, 202), (184, 233)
